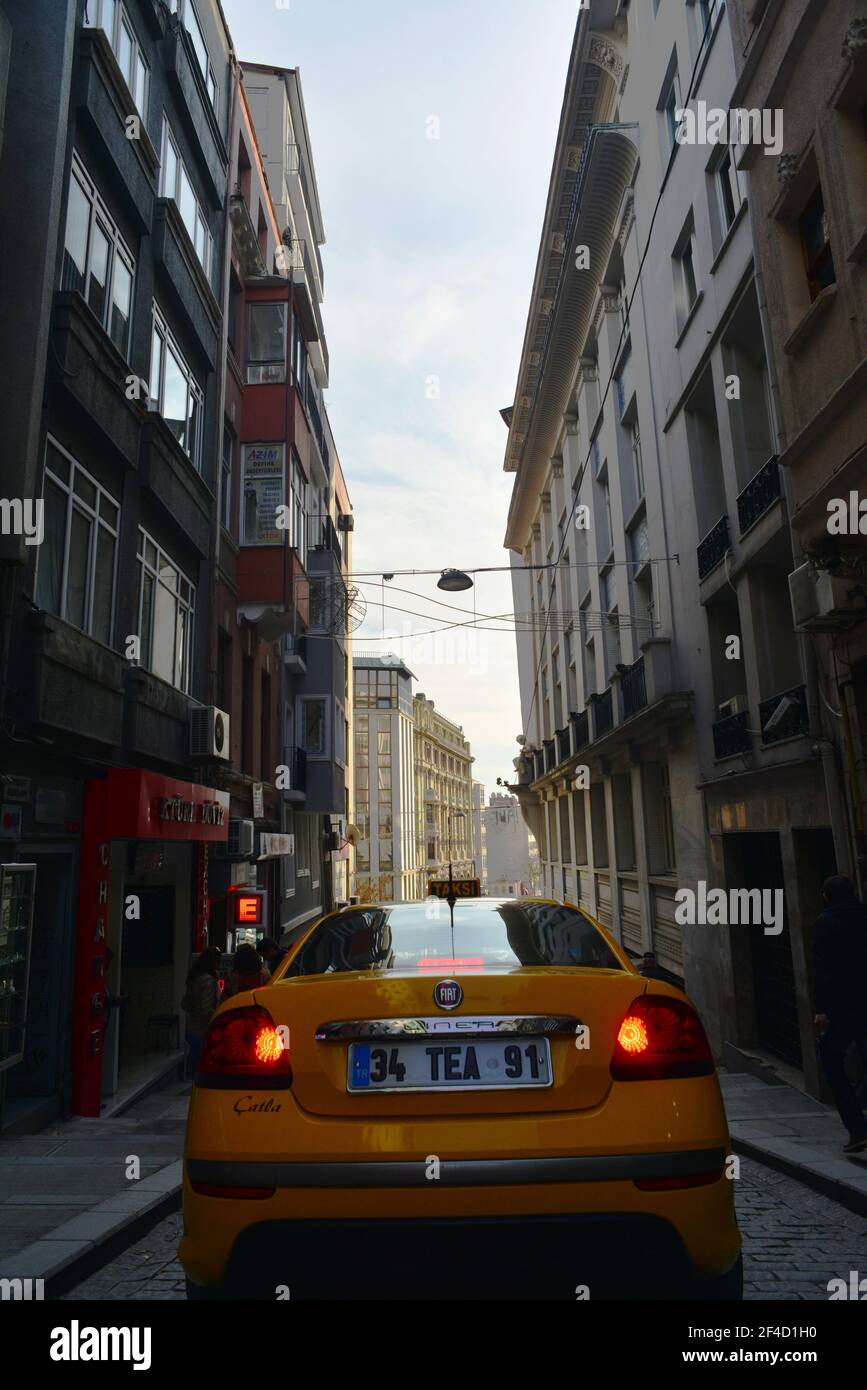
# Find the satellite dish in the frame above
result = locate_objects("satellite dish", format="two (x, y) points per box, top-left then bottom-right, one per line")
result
(314, 578), (368, 635)
(346, 823), (362, 847)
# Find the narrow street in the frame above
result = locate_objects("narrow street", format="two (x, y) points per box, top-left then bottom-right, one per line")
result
(61, 1156), (867, 1302)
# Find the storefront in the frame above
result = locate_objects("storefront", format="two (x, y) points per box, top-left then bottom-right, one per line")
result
(72, 769), (229, 1117)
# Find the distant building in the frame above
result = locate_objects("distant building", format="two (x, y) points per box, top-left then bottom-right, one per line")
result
(484, 794), (538, 897)
(471, 781), (488, 886)
(414, 695), (474, 897)
(351, 655), (417, 902)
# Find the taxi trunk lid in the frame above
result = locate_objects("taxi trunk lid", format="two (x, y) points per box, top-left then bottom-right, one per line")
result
(260, 968), (647, 1117)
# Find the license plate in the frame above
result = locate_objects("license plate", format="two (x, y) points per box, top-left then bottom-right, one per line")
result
(347, 1038), (552, 1092)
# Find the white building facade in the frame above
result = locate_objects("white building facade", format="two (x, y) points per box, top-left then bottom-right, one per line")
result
(351, 656), (418, 903)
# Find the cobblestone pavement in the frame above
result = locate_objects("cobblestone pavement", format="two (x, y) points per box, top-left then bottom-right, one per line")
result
(62, 1155), (867, 1301)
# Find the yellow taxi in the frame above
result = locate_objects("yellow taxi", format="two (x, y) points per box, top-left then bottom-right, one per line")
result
(180, 898), (742, 1301)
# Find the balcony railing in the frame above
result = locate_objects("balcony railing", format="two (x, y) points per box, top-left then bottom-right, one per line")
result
(620, 656), (647, 719)
(759, 684), (809, 745)
(697, 514), (731, 580)
(737, 454), (781, 535)
(543, 738), (556, 774)
(533, 749), (545, 781)
(594, 688), (614, 738)
(556, 727), (571, 766)
(712, 711), (751, 759)
(570, 709), (589, 754)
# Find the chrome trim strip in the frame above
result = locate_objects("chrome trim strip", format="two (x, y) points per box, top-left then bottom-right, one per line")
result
(187, 1148), (726, 1190)
(315, 1015), (581, 1041)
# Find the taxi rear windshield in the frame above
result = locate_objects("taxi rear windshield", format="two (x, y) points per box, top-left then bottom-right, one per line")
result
(286, 902), (624, 976)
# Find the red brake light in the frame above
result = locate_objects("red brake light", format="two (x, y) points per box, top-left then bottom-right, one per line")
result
(197, 1005), (292, 1086)
(611, 995), (713, 1081)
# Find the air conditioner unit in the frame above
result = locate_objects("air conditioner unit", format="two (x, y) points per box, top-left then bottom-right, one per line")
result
(717, 696), (745, 720)
(789, 563), (865, 632)
(228, 819), (255, 858)
(190, 706), (230, 761)
(337, 513), (355, 532)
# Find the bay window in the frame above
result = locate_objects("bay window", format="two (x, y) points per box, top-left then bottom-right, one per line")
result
(61, 153), (135, 357)
(247, 302), (287, 384)
(300, 698), (327, 757)
(160, 118), (213, 280)
(136, 528), (196, 692)
(36, 439), (119, 646)
(150, 304), (204, 469)
(84, 0), (149, 120)
(169, 0), (219, 113)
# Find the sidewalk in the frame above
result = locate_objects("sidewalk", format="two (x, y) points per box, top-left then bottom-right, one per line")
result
(722, 1071), (867, 1216)
(1, 1070), (866, 1294)
(0, 1081), (188, 1292)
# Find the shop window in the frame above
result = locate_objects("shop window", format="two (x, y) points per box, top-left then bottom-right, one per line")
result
(36, 438), (120, 646)
(136, 527), (196, 692)
(246, 303), (287, 384)
(61, 153), (135, 358)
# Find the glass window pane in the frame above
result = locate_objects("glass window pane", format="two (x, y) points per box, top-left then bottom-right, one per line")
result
(86, 222), (110, 325)
(65, 506), (92, 629)
(186, 1), (209, 82)
(150, 323), (163, 404)
(36, 479), (67, 616)
(153, 578), (177, 683)
(117, 19), (133, 86)
(178, 166), (197, 244)
(134, 53), (148, 114)
(102, 0), (117, 42)
(176, 604), (188, 688)
(110, 255), (132, 355)
(249, 304), (286, 363)
(163, 130), (178, 199)
(46, 443), (70, 488)
(140, 568), (154, 662)
(92, 526), (115, 645)
(158, 552), (178, 591)
(73, 469), (97, 510)
(99, 492), (119, 529)
(187, 389), (201, 469)
(63, 174), (91, 295)
(163, 343), (189, 450)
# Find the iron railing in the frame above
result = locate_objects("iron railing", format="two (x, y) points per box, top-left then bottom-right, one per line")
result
(759, 684), (809, 745)
(594, 688), (614, 738)
(556, 727), (571, 766)
(712, 711), (751, 759)
(543, 739), (556, 774)
(570, 709), (589, 754)
(697, 514), (731, 580)
(737, 454), (781, 535)
(621, 656), (647, 719)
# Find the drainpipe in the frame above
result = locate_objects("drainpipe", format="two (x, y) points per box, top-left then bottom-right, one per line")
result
(745, 196), (856, 883)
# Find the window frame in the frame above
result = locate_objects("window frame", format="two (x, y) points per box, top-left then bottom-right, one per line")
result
(799, 186), (836, 303)
(84, 0), (150, 121)
(299, 695), (329, 760)
(36, 437), (120, 646)
(159, 117), (213, 280)
(714, 144), (743, 235)
(136, 526), (196, 694)
(246, 301), (288, 385)
(150, 302), (205, 471)
(220, 425), (234, 536)
(62, 152), (136, 359)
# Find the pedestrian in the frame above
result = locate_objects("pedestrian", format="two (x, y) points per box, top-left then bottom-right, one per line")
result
(638, 950), (668, 981)
(812, 875), (867, 1154)
(223, 943), (271, 998)
(259, 936), (287, 976)
(181, 946), (221, 1077)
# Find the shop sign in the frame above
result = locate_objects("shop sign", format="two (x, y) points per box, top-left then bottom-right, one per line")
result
(259, 833), (294, 859)
(242, 445), (285, 547)
(253, 783), (265, 820)
(158, 797), (226, 828)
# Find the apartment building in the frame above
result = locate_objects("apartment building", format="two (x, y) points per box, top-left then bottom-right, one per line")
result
(471, 780), (488, 887)
(0, 3), (353, 1126)
(727, 0), (867, 900)
(503, 0), (838, 1091)
(484, 794), (537, 898)
(414, 694), (474, 896)
(352, 656), (418, 903)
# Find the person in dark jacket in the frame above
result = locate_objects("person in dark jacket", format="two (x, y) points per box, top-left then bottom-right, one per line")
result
(812, 875), (867, 1154)
(223, 943), (271, 998)
(638, 951), (669, 981)
(259, 937), (287, 977)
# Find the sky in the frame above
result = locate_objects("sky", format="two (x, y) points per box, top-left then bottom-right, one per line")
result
(222, 0), (577, 796)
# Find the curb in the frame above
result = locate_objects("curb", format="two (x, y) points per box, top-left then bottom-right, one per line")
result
(731, 1136), (867, 1219)
(0, 1161), (183, 1299)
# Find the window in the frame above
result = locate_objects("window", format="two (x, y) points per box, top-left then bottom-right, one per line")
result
(84, 0), (149, 120)
(171, 0), (219, 111)
(661, 68), (682, 153)
(136, 528), (195, 692)
(643, 761), (676, 874)
(630, 419), (644, 498)
(160, 118), (212, 279)
(698, 0), (719, 33)
(799, 187), (836, 302)
(150, 304), (204, 469)
(674, 220), (700, 327)
(36, 439), (119, 645)
(221, 427), (234, 534)
(241, 444), (284, 546)
(715, 146), (743, 233)
(290, 448), (308, 564)
(61, 154), (135, 357)
(300, 698), (327, 756)
(246, 302), (287, 384)
(292, 310), (308, 392)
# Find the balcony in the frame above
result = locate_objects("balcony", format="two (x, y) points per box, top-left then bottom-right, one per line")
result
(759, 684), (809, 745)
(281, 746), (307, 802)
(532, 749), (545, 782)
(620, 656), (647, 720)
(697, 515), (731, 581)
(555, 727), (571, 766)
(570, 709), (589, 754)
(288, 236), (329, 382)
(737, 455), (782, 535)
(229, 193), (267, 278)
(592, 688), (614, 739)
(543, 738), (556, 774)
(283, 635), (308, 675)
(712, 710), (752, 759)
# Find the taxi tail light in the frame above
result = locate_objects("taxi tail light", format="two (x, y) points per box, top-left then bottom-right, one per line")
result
(611, 995), (713, 1081)
(197, 1005), (292, 1084)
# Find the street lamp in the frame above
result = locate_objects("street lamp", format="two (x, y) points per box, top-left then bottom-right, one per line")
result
(438, 569), (474, 593)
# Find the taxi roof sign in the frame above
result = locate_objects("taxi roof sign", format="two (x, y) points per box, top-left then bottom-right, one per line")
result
(428, 879), (481, 900)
